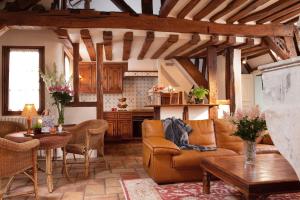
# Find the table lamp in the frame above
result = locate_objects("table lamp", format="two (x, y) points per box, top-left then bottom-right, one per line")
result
(21, 104), (38, 134)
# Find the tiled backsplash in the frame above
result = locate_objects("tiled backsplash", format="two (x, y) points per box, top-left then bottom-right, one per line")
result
(79, 77), (158, 111)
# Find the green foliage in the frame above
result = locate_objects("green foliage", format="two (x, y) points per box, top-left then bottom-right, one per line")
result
(192, 87), (209, 100)
(232, 117), (267, 142)
(32, 123), (42, 129)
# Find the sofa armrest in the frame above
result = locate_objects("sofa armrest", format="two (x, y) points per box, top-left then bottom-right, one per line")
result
(143, 137), (180, 155)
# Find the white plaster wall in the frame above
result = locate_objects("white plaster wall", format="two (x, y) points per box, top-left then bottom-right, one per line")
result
(217, 55), (226, 100)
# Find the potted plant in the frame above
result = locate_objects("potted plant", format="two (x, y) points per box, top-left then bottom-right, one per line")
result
(192, 87), (209, 104)
(224, 106), (267, 165)
(32, 123), (42, 134)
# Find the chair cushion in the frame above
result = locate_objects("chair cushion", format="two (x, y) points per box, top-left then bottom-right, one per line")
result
(66, 144), (86, 155)
(214, 119), (243, 150)
(185, 120), (216, 146)
(172, 148), (238, 169)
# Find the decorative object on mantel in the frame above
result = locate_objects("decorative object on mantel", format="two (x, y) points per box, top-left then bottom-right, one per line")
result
(191, 86), (209, 104)
(21, 104), (38, 134)
(41, 64), (74, 126)
(117, 97), (128, 111)
(224, 106), (267, 165)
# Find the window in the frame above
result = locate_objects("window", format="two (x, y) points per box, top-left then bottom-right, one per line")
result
(64, 53), (71, 82)
(2, 46), (45, 115)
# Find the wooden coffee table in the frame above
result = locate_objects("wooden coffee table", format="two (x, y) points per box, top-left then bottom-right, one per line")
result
(200, 154), (300, 200)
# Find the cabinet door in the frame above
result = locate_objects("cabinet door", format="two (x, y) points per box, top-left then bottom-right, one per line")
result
(107, 66), (123, 93)
(102, 66), (108, 92)
(106, 120), (118, 137)
(79, 62), (96, 93)
(118, 120), (132, 138)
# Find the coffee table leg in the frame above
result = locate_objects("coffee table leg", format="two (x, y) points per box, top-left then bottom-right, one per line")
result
(46, 149), (53, 193)
(203, 170), (211, 194)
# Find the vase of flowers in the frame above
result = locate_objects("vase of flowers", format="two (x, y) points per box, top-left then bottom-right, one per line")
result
(41, 66), (73, 125)
(224, 106), (267, 165)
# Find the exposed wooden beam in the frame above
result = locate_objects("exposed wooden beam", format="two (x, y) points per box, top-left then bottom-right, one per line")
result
(284, 17), (299, 25)
(177, 0), (200, 19)
(225, 47), (235, 111)
(243, 63), (253, 74)
(138, 31), (154, 60)
(268, 50), (278, 62)
(202, 58), (207, 76)
(80, 29), (96, 61)
(210, 0), (247, 22)
(0, 11), (295, 37)
(238, 0), (300, 24)
(54, 28), (73, 50)
(227, 0), (269, 24)
(123, 32), (133, 60)
(165, 34), (200, 59)
(242, 48), (269, 58)
(294, 27), (300, 55)
(111, 0), (137, 15)
(73, 43), (80, 103)
(234, 38), (255, 50)
(284, 36), (297, 57)
(0, 26), (9, 37)
(84, 0), (91, 9)
(272, 8), (300, 23)
(242, 45), (266, 55)
(216, 36), (236, 53)
(103, 31), (113, 60)
(182, 36), (219, 57)
(263, 36), (290, 60)
(176, 58), (208, 88)
(193, 0), (224, 21)
(141, 0), (153, 15)
(151, 34), (179, 59)
(207, 46), (218, 119)
(258, 3), (300, 24)
(96, 43), (104, 119)
(245, 49), (269, 60)
(159, 0), (178, 17)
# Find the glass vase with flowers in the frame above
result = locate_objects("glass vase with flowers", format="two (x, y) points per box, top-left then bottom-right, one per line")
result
(224, 106), (267, 165)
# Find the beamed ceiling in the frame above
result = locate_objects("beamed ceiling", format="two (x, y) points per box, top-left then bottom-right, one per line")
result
(1, 0), (300, 70)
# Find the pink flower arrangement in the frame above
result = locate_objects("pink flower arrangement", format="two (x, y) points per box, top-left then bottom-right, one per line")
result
(48, 85), (74, 96)
(224, 105), (265, 122)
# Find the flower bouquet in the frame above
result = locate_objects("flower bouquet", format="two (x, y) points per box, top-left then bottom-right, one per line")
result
(41, 66), (73, 125)
(224, 106), (267, 165)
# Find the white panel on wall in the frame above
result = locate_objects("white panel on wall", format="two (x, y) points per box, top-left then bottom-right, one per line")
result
(241, 74), (255, 111)
(188, 107), (209, 120)
(64, 107), (97, 124)
(160, 107), (184, 120)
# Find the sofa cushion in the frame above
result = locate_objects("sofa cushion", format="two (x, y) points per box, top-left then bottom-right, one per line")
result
(214, 119), (243, 150)
(172, 148), (238, 169)
(185, 120), (216, 146)
(142, 120), (164, 138)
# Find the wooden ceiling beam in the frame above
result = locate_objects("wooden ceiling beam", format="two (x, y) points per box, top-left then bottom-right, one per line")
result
(263, 36), (290, 60)
(111, 0), (137, 15)
(242, 48), (269, 58)
(243, 63), (253, 73)
(258, 3), (300, 24)
(165, 34), (200, 59)
(193, 0), (224, 21)
(80, 29), (96, 61)
(151, 34), (179, 59)
(210, 0), (247, 22)
(103, 31), (113, 60)
(138, 31), (154, 60)
(182, 36), (219, 57)
(244, 49), (269, 60)
(238, 0), (300, 24)
(284, 17), (299, 25)
(234, 38), (255, 49)
(53, 28), (74, 58)
(272, 8), (300, 23)
(123, 32), (133, 60)
(242, 45), (266, 55)
(141, 0), (153, 15)
(216, 36), (236, 53)
(0, 26), (9, 37)
(177, 0), (200, 19)
(227, 0), (269, 24)
(159, 0), (178, 17)
(0, 11), (295, 37)
(269, 50), (278, 62)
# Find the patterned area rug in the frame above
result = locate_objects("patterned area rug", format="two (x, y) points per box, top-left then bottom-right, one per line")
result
(121, 178), (300, 200)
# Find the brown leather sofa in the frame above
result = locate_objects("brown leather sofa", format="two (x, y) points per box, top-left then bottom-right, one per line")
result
(142, 119), (278, 184)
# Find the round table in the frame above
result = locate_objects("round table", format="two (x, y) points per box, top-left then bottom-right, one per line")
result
(5, 132), (72, 193)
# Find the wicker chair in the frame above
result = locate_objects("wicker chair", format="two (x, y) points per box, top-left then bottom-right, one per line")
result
(63, 119), (108, 177)
(0, 121), (26, 138)
(0, 138), (40, 200)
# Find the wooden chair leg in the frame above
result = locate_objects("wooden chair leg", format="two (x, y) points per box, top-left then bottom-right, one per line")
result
(84, 149), (90, 178)
(62, 147), (71, 181)
(32, 151), (39, 200)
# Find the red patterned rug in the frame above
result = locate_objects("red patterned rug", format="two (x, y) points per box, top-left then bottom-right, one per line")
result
(121, 178), (300, 200)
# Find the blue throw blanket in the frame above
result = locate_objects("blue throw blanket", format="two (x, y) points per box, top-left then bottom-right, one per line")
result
(163, 117), (216, 152)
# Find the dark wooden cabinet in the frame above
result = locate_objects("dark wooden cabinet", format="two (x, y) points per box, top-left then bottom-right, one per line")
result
(78, 62), (96, 93)
(102, 63), (127, 94)
(104, 112), (132, 139)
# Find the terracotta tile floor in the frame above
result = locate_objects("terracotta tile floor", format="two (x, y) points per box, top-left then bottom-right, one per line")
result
(5, 142), (146, 200)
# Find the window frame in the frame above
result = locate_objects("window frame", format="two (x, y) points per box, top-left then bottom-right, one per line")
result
(2, 46), (45, 116)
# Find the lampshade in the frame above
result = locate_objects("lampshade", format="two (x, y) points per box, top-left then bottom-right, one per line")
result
(21, 104), (38, 118)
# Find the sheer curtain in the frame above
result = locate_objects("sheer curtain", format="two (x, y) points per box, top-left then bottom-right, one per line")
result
(8, 49), (40, 111)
